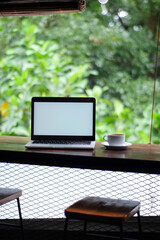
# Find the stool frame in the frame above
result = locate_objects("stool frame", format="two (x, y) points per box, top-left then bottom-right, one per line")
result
(64, 196), (142, 240)
(64, 211), (141, 240)
(0, 188), (24, 240)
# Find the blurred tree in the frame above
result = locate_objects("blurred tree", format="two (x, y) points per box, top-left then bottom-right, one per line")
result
(0, 0), (160, 143)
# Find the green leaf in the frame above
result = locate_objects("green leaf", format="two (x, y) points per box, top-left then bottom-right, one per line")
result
(114, 99), (124, 116)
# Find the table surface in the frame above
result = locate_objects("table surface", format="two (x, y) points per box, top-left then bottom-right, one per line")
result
(1, 136), (160, 174)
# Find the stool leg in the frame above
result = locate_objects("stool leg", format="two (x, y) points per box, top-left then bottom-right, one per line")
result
(119, 222), (123, 240)
(63, 217), (69, 240)
(17, 198), (24, 240)
(137, 210), (142, 240)
(84, 220), (87, 237)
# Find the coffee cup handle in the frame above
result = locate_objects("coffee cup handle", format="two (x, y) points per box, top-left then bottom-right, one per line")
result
(103, 135), (108, 141)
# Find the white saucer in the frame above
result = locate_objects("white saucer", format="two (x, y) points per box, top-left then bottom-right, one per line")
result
(101, 142), (132, 150)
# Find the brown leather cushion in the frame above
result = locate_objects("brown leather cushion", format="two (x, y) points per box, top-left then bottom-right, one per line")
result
(65, 196), (140, 222)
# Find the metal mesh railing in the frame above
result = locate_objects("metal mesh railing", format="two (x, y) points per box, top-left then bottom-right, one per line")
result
(1, 162), (160, 233)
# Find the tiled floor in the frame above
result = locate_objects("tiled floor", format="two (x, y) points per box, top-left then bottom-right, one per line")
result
(1, 217), (160, 240)
(1, 230), (160, 240)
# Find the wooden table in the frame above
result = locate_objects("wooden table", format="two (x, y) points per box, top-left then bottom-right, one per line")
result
(0, 136), (160, 174)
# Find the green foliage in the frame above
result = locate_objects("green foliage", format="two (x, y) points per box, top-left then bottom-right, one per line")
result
(0, 0), (160, 144)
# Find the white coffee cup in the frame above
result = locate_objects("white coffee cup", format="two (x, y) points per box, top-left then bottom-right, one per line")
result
(103, 133), (125, 146)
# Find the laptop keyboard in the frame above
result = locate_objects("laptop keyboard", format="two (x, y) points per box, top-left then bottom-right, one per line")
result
(33, 140), (91, 145)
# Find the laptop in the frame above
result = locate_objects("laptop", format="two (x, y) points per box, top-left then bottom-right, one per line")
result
(25, 97), (96, 149)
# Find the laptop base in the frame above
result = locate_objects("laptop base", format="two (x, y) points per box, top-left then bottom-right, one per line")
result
(25, 141), (95, 150)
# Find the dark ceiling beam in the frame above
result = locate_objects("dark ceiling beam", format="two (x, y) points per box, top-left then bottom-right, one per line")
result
(0, 0), (86, 16)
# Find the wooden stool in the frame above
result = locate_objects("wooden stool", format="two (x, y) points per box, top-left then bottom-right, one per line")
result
(64, 196), (141, 240)
(0, 188), (24, 240)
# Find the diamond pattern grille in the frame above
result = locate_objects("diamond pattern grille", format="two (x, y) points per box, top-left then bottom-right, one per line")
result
(1, 162), (160, 232)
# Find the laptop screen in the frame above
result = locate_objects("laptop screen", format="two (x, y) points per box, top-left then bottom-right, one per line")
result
(31, 97), (95, 140)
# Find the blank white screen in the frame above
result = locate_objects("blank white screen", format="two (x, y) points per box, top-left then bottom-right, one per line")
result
(34, 102), (93, 136)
